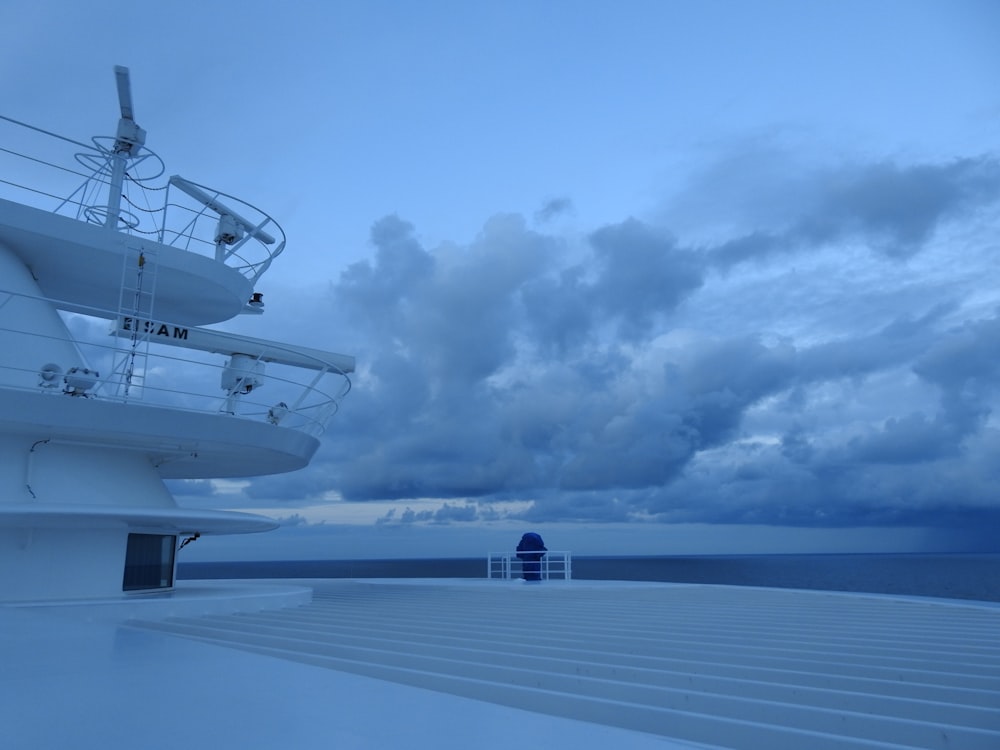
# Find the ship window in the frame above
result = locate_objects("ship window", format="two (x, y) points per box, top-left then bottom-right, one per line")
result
(122, 533), (177, 591)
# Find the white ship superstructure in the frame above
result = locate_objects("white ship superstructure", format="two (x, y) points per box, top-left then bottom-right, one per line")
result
(0, 67), (352, 601)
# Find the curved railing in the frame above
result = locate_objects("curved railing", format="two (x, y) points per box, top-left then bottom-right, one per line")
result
(0, 114), (284, 286)
(0, 287), (351, 439)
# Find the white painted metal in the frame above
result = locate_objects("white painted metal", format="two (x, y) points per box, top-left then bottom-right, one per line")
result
(111, 243), (159, 401)
(169, 175), (277, 246)
(487, 550), (573, 580)
(0, 67), (352, 601)
(1, 583), (690, 750)
(105, 66), (146, 229)
(135, 579), (1000, 750)
(0, 197), (255, 325)
(110, 316), (356, 374)
(0, 244), (87, 390)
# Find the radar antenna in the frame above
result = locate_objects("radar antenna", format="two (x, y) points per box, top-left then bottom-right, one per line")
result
(105, 65), (147, 229)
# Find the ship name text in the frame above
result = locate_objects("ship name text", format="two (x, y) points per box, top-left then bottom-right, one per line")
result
(120, 317), (190, 340)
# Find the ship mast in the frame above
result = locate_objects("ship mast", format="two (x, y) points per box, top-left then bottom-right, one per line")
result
(105, 66), (146, 229)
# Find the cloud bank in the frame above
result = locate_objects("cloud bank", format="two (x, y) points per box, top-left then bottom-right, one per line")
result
(196, 149), (1000, 544)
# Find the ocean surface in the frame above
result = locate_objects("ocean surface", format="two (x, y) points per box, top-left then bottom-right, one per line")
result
(179, 553), (1000, 603)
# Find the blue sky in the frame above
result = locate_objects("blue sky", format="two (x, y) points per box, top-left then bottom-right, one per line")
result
(4, 1), (1000, 556)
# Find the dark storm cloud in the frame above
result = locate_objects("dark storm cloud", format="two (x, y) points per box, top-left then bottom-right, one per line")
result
(709, 155), (1000, 268)
(711, 231), (787, 268)
(520, 266), (595, 354)
(798, 158), (1000, 258)
(588, 219), (704, 340)
(327, 240), (797, 506)
(845, 412), (966, 464)
(323, 214), (711, 502)
(637, 312), (1000, 530)
(239, 151), (1000, 539)
(533, 197), (573, 224)
(337, 215), (435, 331)
(910, 312), (1000, 438)
(635, 416), (1000, 534)
(520, 219), (704, 352)
(242, 469), (337, 503)
(798, 306), (951, 381)
(913, 313), (1000, 389)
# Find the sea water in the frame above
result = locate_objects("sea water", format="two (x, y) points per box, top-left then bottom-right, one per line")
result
(179, 553), (1000, 603)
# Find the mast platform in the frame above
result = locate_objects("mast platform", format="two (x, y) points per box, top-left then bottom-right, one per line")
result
(0, 197), (254, 326)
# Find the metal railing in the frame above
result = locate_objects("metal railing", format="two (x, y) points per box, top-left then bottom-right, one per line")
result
(487, 551), (572, 580)
(0, 287), (351, 438)
(0, 114), (284, 285)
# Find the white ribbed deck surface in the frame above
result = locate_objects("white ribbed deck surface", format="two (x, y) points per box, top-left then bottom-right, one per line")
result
(134, 580), (1000, 750)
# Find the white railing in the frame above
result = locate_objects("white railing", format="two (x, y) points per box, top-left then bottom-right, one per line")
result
(0, 288), (351, 438)
(0, 114), (284, 285)
(487, 551), (572, 580)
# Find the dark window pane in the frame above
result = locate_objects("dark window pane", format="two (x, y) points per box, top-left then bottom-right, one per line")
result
(122, 534), (176, 591)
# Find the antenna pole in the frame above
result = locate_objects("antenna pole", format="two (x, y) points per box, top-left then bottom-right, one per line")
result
(105, 66), (146, 230)
(105, 150), (128, 229)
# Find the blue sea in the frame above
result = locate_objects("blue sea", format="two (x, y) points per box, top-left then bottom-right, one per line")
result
(179, 553), (1000, 603)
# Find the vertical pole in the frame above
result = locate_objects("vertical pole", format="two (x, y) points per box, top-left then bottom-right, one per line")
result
(105, 150), (127, 229)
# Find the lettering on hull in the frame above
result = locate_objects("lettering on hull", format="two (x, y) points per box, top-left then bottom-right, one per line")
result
(121, 317), (189, 340)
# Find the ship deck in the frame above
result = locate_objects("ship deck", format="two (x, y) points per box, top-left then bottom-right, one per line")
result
(4, 579), (999, 749)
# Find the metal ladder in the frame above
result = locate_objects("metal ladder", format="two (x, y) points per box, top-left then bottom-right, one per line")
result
(108, 241), (159, 402)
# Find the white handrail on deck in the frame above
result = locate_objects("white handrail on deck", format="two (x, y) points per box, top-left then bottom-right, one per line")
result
(487, 551), (572, 580)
